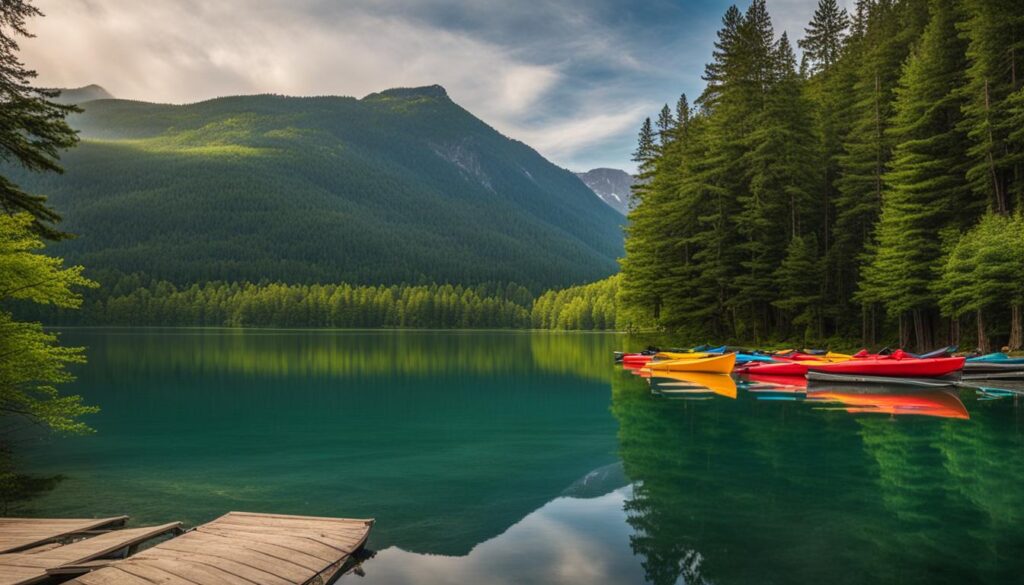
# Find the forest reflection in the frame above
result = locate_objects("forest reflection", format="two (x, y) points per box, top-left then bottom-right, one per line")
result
(612, 369), (1024, 585)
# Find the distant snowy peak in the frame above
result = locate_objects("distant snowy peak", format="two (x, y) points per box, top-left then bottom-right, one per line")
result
(575, 168), (635, 215)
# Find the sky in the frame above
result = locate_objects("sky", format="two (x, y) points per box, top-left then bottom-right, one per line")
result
(23, 0), (850, 172)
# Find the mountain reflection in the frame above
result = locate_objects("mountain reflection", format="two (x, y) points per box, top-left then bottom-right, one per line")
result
(348, 487), (646, 585)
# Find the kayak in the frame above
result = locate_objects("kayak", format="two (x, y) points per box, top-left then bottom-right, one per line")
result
(909, 345), (958, 359)
(736, 360), (830, 376)
(650, 371), (737, 398)
(621, 353), (655, 366)
(784, 352), (852, 362)
(806, 371), (955, 387)
(734, 353), (775, 364)
(805, 356), (965, 378)
(653, 351), (710, 360)
(967, 352), (1024, 364)
(646, 353), (736, 374)
(806, 389), (969, 419)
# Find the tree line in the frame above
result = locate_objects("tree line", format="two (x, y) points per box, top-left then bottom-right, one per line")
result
(24, 274), (624, 331)
(619, 0), (1024, 351)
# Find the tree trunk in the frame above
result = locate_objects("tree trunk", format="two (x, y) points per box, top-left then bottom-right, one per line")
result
(899, 312), (911, 349)
(861, 304), (869, 346)
(951, 315), (960, 348)
(913, 309), (927, 352)
(977, 309), (989, 353)
(870, 304), (876, 347)
(983, 78), (1006, 213)
(1010, 304), (1023, 351)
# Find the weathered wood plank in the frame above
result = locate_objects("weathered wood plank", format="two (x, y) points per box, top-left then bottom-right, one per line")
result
(130, 550), (292, 585)
(65, 512), (372, 585)
(0, 517), (129, 553)
(0, 522), (180, 585)
(147, 537), (312, 581)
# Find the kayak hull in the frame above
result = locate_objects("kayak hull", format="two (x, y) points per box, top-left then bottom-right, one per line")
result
(737, 360), (830, 376)
(806, 357), (964, 378)
(646, 353), (736, 374)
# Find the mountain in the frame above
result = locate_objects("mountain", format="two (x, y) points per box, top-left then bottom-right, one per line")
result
(52, 84), (114, 104)
(10, 85), (624, 290)
(575, 168), (635, 215)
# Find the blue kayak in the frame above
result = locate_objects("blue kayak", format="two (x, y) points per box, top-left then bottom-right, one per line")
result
(735, 353), (775, 364)
(967, 352), (1024, 364)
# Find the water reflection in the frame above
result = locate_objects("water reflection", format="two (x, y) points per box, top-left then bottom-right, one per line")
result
(11, 331), (1024, 585)
(350, 469), (644, 585)
(69, 328), (621, 382)
(650, 372), (737, 399)
(807, 389), (970, 419)
(617, 368), (1024, 585)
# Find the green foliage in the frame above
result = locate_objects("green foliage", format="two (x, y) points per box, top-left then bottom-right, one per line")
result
(34, 277), (534, 329)
(957, 0), (1024, 213)
(531, 275), (618, 331)
(861, 0), (975, 316)
(937, 213), (1024, 317)
(1, 214), (98, 434)
(6, 88), (623, 290)
(619, 0), (1023, 349)
(0, 0), (80, 240)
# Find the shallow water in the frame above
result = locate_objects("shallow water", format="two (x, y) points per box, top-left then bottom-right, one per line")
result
(14, 330), (1024, 584)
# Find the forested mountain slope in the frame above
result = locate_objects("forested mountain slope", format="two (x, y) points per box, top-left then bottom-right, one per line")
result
(10, 85), (624, 289)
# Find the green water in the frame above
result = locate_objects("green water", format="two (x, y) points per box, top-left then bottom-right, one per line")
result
(13, 330), (1024, 584)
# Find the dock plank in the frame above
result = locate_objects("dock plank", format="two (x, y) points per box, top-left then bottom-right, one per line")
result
(0, 517), (128, 554)
(68, 512), (373, 585)
(0, 522), (181, 585)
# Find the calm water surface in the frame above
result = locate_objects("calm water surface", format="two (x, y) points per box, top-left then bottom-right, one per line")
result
(15, 330), (1024, 584)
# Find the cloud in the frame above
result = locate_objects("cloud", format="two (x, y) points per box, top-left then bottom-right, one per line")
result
(20, 0), (833, 171)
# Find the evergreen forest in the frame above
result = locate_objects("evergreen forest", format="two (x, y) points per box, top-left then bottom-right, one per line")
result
(618, 0), (1024, 351)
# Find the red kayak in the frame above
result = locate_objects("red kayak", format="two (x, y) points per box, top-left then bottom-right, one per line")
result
(806, 356), (964, 378)
(741, 373), (809, 389)
(622, 354), (654, 366)
(736, 361), (823, 375)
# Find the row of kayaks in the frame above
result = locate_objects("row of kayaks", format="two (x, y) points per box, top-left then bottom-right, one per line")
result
(616, 345), (1024, 379)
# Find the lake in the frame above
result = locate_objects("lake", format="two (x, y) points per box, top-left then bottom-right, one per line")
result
(13, 329), (1024, 584)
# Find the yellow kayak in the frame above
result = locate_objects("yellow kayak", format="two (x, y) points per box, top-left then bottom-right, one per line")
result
(650, 371), (737, 398)
(653, 351), (709, 360)
(824, 351), (853, 362)
(646, 353), (736, 374)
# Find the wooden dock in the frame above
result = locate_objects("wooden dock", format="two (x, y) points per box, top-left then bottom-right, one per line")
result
(0, 522), (181, 585)
(0, 511), (373, 585)
(69, 512), (374, 585)
(0, 517), (128, 554)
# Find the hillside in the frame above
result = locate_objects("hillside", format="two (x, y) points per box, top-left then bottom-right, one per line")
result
(575, 168), (634, 215)
(11, 86), (624, 289)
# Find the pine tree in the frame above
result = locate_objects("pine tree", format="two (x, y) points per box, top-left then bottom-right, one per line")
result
(732, 33), (822, 341)
(958, 0), (1024, 214)
(861, 0), (975, 350)
(0, 0), (79, 240)
(799, 0), (851, 73)
(774, 233), (824, 341)
(619, 117), (669, 324)
(656, 104), (675, 143)
(834, 0), (929, 341)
